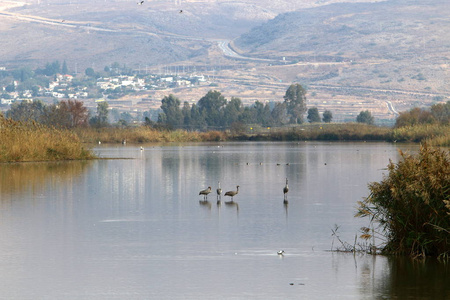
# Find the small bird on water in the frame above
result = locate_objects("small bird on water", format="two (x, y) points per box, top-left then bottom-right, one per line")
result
(283, 178), (289, 203)
(199, 186), (212, 200)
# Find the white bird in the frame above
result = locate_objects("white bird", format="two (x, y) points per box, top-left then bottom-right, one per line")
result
(277, 250), (285, 255)
(140, 146), (144, 151)
(224, 185), (239, 201)
(199, 186), (212, 200)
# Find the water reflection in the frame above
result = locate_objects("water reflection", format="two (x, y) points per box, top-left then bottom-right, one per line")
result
(0, 160), (91, 202)
(1, 142), (441, 300)
(381, 258), (450, 298)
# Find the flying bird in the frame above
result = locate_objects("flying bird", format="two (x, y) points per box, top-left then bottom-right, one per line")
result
(283, 178), (289, 203)
(224, 185), (239, 202)
(179, 9), (183, 13)
(137, 1), (144, 5)
(199, 186), (212, 200)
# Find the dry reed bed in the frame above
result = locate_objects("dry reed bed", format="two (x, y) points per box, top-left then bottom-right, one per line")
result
(0, 117), (94, 162)
(75, 127), (227, 144)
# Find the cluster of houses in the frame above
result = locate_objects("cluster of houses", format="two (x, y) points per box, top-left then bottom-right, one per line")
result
(0, 71), (208, 109)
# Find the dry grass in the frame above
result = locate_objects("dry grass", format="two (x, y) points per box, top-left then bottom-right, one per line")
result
(75, 127), (228, 144)
(0, 116), (94, 162)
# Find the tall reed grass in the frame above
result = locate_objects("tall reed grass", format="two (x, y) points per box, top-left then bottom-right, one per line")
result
(232, 123), (392, 141)
(356, 144), (450, 259)
(0, 116), (94, 162)
(392, 124), (450, 145)
(75, 127), (227, 144)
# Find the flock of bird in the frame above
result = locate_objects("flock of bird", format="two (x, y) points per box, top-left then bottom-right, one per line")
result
(199, 181), (289, 257)
(199, 178), (288, 204)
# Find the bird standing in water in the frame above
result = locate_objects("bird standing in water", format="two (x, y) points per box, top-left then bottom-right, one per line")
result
(216, 181), (222, 203)
(283, 178), (289, 203)
(199, 186), (212, 200)
(225, 185), (239, 202)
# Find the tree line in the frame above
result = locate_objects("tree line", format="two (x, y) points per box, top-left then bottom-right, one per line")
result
(3, 82), (448, 131)
(157, 84), (334, 131)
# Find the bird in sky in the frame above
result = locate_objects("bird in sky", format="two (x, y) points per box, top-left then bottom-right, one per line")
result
(179, 9), (183, 13)
(137, 1), (144, 5)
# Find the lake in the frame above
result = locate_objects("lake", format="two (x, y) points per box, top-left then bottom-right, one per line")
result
(0, 141), (448, 299)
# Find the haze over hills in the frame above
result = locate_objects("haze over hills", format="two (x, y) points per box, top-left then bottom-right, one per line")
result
(0, 0), (449, 123)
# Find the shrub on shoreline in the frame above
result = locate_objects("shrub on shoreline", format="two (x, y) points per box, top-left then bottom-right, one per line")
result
(356, 144), (450, 259)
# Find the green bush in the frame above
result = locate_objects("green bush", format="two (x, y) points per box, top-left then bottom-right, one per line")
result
(356, 144), (450, 259)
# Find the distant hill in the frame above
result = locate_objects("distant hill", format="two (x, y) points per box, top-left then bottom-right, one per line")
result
(233, 0), (450, 94)
(235, 0), (449, 60)
(0, 0), (276, 70)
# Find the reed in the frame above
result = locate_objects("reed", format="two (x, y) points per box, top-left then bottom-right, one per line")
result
(391, 124), (450, 144)
(356, 144), (450, 258)
(232, 123), (392, 141)
(75, 127), (228, 144)
(0, 116), (94, 162)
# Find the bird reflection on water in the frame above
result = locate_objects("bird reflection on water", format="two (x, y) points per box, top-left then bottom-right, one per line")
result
(199, 200), (212, 210)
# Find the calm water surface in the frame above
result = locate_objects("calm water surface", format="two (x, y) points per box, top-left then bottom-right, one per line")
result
(0, 142), (448, 299)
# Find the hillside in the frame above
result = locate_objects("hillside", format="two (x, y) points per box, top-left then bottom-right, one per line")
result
(0, 0), (449, 123)
(234, 0), (450, 94)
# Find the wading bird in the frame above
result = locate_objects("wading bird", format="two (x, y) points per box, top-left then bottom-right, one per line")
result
(199, 186), (212, 200)
(225, 186), (239, 202)
(216, 181), (222, 202)
(283, 178), (289, 203)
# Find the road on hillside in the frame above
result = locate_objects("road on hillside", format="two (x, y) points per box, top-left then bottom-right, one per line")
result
(2, 7), (450, 103)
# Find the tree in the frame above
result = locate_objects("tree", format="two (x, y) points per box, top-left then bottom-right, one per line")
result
(64, 100), (89, 127)
(197, 90), (227, 128)
(42, 61), (60, 76)
(323, 110), (333, 123)
(85, 67), (96, 77)
(356, 110), (374, 125)
(6, 100), (45, 122)
(395, 107), (434, 128)
(189, 103), (206, 130)
(159, 94), (183, 129)
(95, 101), (109, 126)
(62, 60), (69, 75)
(283, 83), (307, 124)
(307, 107), (321, 123)
(271, 102), (287, 126)
(181, 102), (192, 129)
(430, 101), (450, 125)
(223, 97), (243, 127)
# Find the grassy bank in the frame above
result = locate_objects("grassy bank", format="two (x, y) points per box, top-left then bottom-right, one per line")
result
(75, 127), (227, 144)
(2, 120), (447, 163)
(231, 123), (392, 141)
(392, 124), (450, 146)
(75, 123), (449, 146)
(0, 116), (94, 162)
